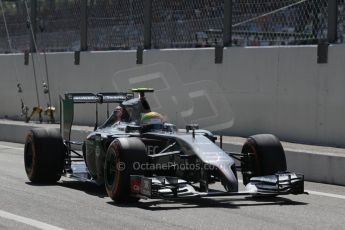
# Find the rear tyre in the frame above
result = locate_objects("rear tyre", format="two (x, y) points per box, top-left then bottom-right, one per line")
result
(24, 128), (66, 183)
(104, 137), (147, 203)
(241, 134), (287, 185)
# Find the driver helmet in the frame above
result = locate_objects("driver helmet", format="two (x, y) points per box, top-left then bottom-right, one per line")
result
(141, 112), (164, 132)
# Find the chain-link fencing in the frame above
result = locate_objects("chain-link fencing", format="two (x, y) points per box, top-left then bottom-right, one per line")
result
(87, 0), (144, 50)
(35, 0), (81, 52)
(338, 0), (345, 43)
(0, 0), (31, 53)
(151, 0), (224, 49)
(232, 0), (328, 46)
(0, 0), (344, 53)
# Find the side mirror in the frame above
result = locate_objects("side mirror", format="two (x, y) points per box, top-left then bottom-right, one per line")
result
(164, 123), (177, 132)
(186, 124), (199, 132)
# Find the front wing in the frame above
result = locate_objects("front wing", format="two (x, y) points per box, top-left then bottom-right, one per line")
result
(129, 172), (305, 199)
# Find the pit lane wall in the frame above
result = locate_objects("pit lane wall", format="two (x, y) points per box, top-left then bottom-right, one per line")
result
(1, 45), (345, 147)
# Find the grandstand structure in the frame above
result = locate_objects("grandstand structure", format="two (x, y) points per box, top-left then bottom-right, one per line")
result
(0, 0), (344, 53)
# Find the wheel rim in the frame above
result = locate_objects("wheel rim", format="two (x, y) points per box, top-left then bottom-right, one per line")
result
(105, 150), (117, 187)
(241, 140), (260, 185)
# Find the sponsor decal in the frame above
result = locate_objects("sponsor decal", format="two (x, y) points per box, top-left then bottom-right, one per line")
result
(146, 145), (160, 155)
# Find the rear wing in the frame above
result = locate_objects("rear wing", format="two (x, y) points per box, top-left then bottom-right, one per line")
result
(65, 92), (134, 103)
(60, 92), (134, 142)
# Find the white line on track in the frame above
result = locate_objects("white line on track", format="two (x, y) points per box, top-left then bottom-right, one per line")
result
(0, 210), (66, 230)
(237, 179), (345, 200)
(305, 190), (345, 200)
(0, 144), (23, 150)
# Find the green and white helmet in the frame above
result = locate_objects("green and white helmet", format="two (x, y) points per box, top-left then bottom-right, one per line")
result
(141, 112), (164, 132)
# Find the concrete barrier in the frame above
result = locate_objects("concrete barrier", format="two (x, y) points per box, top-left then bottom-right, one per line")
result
(1, 119), (344, 186)
(2, 45), (345, 147)
(0, 120), (92, 145)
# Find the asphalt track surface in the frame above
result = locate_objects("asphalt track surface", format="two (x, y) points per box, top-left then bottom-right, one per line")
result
(1, 141), (345, 230)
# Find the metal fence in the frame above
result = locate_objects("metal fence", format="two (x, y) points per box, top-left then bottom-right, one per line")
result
(0, 0), (31, 53)
(151, 0), (224, 48)
(338, 0), (345, 43)
(36, 0), (81, 52)
(88, 0), (144, 50)
(232, 0), (328, 46)
(0, 0), (344, 53)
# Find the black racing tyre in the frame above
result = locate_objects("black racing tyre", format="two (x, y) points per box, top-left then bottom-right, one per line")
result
(24, 128), (66, 183)
(104, 137), (148, 203)
(241, 134), (287, 185)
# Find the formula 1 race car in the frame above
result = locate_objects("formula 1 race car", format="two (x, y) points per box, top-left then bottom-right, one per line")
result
(24, 88), (305, 203)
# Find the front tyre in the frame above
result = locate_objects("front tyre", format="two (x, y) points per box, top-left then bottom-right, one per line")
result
(104, 137), (147, 203)
(241, 134), (287, 185)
